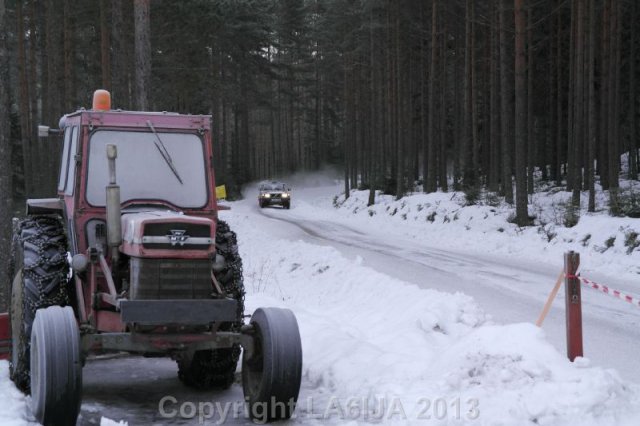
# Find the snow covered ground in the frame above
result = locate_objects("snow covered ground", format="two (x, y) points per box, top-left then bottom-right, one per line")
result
(1, 172), (640, 425)
(227, 175), (640, 425)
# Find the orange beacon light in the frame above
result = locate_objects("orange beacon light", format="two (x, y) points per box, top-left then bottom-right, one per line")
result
(92, 89), (111, 111)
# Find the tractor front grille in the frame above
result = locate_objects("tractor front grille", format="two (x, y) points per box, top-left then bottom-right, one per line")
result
(142, 223), (212, 250)
(129, 258), (212, 300)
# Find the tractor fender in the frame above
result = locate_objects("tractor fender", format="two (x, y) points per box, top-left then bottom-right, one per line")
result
(25, 198), (63, 216)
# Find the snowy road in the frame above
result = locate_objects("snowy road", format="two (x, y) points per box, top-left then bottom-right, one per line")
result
(79, 356), (254, 425)
(249, 184), (640, 383)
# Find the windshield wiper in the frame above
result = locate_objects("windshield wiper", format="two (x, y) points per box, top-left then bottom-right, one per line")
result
(147, 120), (184, 185)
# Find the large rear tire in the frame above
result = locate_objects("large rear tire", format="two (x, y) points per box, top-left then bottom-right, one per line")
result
(30, 306), (82, 426)
(9, 270), (26, 387)
(242, 307), (302, 423)
(177, 220), (245, 389)
(10, 216), (69, 393)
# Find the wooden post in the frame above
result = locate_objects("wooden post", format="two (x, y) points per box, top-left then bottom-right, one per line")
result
(535, 271), (565, 327)
(564, 251), (583, 361)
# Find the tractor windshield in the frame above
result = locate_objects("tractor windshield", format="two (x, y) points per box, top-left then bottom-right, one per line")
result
(86, 130), (208, 208)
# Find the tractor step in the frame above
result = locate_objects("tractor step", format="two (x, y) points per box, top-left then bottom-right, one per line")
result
(0, 312), (10, 360)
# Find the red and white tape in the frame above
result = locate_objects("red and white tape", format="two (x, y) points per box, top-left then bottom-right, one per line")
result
(566, 274), (640, 308)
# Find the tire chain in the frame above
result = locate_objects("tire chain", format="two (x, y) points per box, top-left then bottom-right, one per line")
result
(177, 220), (245, 389)
(17, 217), (70, 312)
(212, 219), (245, 381)
(10, 216), (69, 392)
(215, 220), (245, 328)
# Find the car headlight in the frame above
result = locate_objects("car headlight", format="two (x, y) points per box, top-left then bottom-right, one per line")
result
(282, 193), (289, 198)
(264, 194), (271, 198)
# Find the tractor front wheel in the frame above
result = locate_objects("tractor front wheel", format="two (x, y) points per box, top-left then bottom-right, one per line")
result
(30, 306), (82, 426)
(242, 307), (302, 423)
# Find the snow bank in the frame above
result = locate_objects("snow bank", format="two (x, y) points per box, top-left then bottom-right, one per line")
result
(100, 417), (128, 426)
(293, 183), (640, 283)
(0, 361), (36, 426)
(227, 209), (640, 425)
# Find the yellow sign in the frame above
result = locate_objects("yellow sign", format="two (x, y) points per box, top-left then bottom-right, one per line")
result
(215, 185), (227, 200)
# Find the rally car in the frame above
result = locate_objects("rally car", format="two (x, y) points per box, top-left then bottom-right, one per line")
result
(258, 181), (291, 209)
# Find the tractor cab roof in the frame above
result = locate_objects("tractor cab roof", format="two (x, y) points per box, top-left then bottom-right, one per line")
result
(60, 109), (211, 132)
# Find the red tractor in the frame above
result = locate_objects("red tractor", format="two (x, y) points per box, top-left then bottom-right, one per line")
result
(0, 90), (302, 425)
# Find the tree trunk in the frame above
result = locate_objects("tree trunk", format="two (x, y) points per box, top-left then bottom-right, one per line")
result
(587, 0), (596, 212)
(63, 0), (74, 112)
(547, 4), (556, 182)
(499, 0), (513, 203)
(0, 0), (12, 312)
(556, 1), (564, 186)
(134, 0), (151, 110)
(439, 20), (448, 192)
(17, 0), (34, 197)
(526, 5), (534, 194)
(489, 0), (500, 191)
(111, 0), (125, 106)
(462, 0), (474, 187)
(566, 0), (576, 191)
(628, 0), (637, 179)
(572, 0), (585, 208)
(599, 0), (610, 189)
(608, 0), (620, 213)
(368, 7), (377, 206)
(394, 10), (404, 199)
(514, 0), (528, 224)
(470, 1), (479, 183)
(100, 0), (111, 90)
(426, 0), (438, 193)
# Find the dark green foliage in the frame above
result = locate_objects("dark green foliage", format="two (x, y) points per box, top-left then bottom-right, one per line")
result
(605, 236), (616, 249)
(563, 203), (580, 228)
(624, 231), (639, 254)
(463, 185), (480, 206)
(483, 192), (502, 207)
(616, 187), (640, 218)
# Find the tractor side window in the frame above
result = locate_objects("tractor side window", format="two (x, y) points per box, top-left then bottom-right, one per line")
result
(57, 127), (72, 192)
(64, 126), (79, 195)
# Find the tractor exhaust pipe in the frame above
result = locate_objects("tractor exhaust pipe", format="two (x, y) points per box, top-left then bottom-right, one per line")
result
(106, 144), (122, 262)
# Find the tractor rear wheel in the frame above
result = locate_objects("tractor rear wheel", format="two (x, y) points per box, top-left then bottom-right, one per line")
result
(9, 270), (26, 388)
(177, 220), (245, 389)
(242, 307), (302, 423)
(30, 306), (82, 426)
(10, 216), (69, 393)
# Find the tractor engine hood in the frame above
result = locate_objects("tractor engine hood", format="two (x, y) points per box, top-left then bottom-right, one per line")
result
(120, 211), (215, 259)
